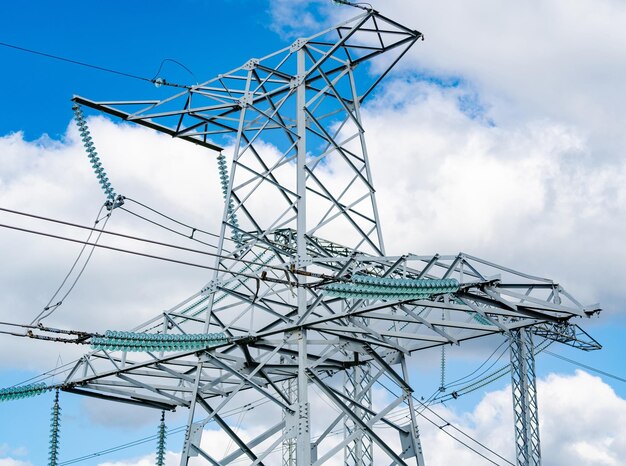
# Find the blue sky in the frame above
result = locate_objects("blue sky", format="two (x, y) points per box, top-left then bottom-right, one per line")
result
(0, 0), (281, 139)
(1, 1), (626, 465)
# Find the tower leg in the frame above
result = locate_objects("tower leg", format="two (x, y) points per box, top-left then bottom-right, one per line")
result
(295, 42), (312, 466)
(344, 363), (374, 466)
(180, 364), (206, 466)
(282, 377), (297, 466)
(509, 328), (541, 466)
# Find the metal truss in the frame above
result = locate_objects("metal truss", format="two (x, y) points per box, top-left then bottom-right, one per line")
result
(57, 7), (602, 466)
(509, 329), (541, 466)
(344, 363), (373, 466)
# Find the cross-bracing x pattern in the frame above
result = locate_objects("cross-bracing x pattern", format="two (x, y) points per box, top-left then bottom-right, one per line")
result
(510, 329), (541, 466)
(64, 9), (600, 465)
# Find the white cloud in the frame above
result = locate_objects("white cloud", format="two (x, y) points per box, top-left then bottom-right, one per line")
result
(268, 0), (332, 38)
(0, 446), (26, 458)
(98, 451), (179, 466)
(269, 0), (626, 154)
(0, 459), (33, 466)
(419, 370), (626, 466)
(321, 78), (626, 309)
(0, 118), (225, 370)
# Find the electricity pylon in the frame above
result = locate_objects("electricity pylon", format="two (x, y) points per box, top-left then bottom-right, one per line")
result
(62, 7), (601, 465)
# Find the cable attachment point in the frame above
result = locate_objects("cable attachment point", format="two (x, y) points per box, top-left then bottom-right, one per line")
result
(104, 194), (125, 211)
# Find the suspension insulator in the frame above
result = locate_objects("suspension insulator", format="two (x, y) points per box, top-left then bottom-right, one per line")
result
(72, 104), (123, 210)
(155, 411), (167, 466)
(48, 389), (61, 466)
(90, 331), (229, 352)
(216, 153), (243, 247)
(324, 276), (459, 300)
(0, 382), (51, 402)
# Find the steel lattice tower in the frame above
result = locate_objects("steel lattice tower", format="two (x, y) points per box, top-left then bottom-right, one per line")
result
(49, 7), (603, 465)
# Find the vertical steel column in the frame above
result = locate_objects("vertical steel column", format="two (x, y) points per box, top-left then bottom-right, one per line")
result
(295, 42), (312, 466)
(282, 377), (297, 466)
(344, 363), (373, 466)
(509, 328), (541, 466)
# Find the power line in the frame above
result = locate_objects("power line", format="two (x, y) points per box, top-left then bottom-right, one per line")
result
(31, 205), (110, 325)
(0, 206), (292, 277)
(412, 393), (514, 465)
(376, 374), (514, 465)
(544, 350), (626, 384)
(119, 206), (220, 251)
(0, 222), (295, 286)
(124, 197), (223, 241)
(444, 340), (508, 390)
(0, 41), (190, 88)
(434, 338), (553, 404)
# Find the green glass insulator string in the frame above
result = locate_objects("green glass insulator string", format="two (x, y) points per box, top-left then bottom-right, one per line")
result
(90, 331), (228, 352)
(155, 411), (167, 466)
(216, 152), (242, 247)
(48, 389), (61, 466)
(72, 104), (122, 210)
(324, 276), (460, 300)
(0, 382), (52, 402)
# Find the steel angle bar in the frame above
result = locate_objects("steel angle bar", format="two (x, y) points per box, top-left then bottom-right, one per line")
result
(398, 304), (459, 344)
(203, 353), (293, 412)
(461, 253), (554, 283)
(71, 96), (224, 152)
(454, 296), (509, 332)
(459, 290), (562, 322)
(304, 168), (381, 254)
(187, 446), (221, 466)
(246, 101), (298, 136)
(531, 322), (601, 351)
(322, 388), (402, 466)
(348, 316), (395, 345)
(304, 13), (372, 78)
(62, 386), (176, 411)
(306, 177), (375, 228)
(194, 396), (263, 464)
(71, 382), (185, 408)
(305, 178), (375, 231)
(456, 255), (487, 281)
(303, 56), (361, 131)
(221, 421), (286, 464)
(305, 111), (370, 185)
(250, 71), (298, 144)
(116, 373), (189, 405)
(359, 37), (418, 102)
(154, 363), (201, 385)
(312, 328), (408, 354)
(307, 370), (409, 466)
(362, 345), (412, 392)
(232, 156), (299, 202)
(496, 287), (586, 317)
(319, 379), (409, 433)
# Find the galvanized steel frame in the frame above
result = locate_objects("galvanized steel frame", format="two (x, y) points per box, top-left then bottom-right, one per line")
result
(61, 8), (601, 466)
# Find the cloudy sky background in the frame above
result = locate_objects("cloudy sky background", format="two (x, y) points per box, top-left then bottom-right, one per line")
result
(1, 0), (626, 464)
